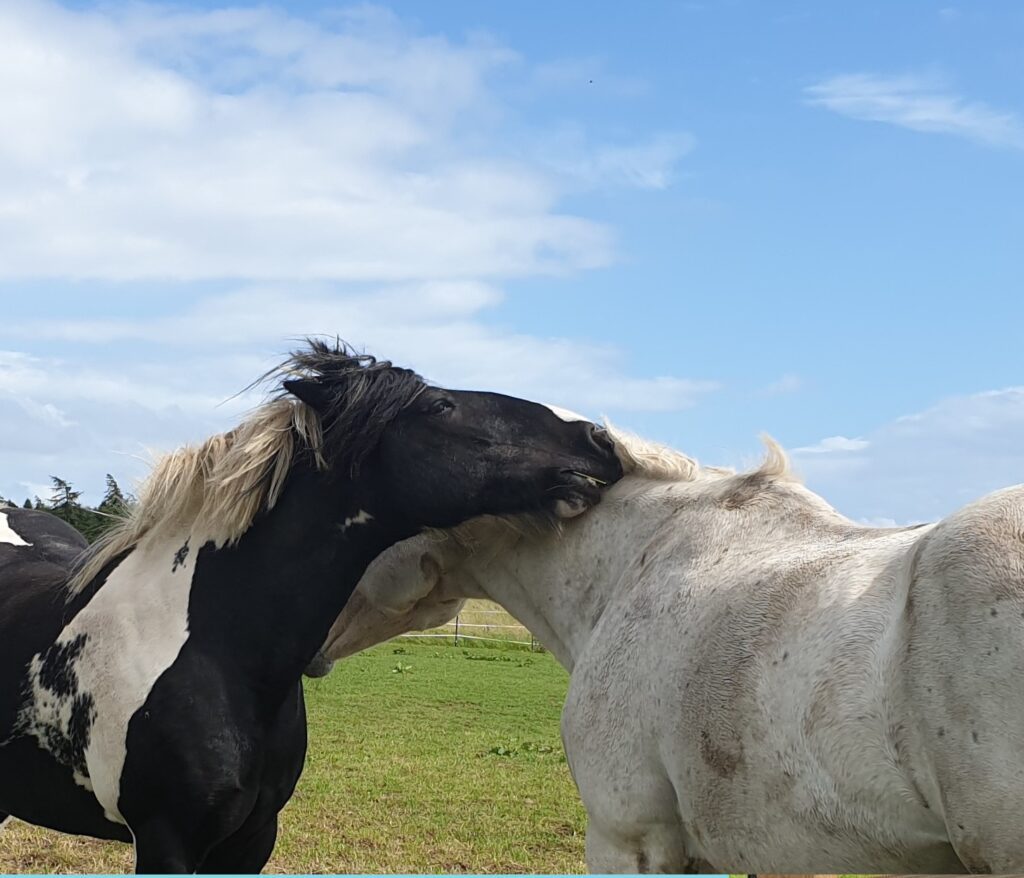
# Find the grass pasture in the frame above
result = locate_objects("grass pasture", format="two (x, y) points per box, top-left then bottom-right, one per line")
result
(0, 640), (587, 874)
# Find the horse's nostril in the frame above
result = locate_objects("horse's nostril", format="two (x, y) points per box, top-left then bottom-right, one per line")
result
(586, 424), (614, 455)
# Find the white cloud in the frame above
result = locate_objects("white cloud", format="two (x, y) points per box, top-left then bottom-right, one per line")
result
(0, 1), (693, 282)
(3, 287), (718, 413)
(793, 435), (869, 454)
(792, 388), (1024, 523)
(763, 373), (802, 396)
(805, 73), (1024, 150)
(536, 129), (695, 191)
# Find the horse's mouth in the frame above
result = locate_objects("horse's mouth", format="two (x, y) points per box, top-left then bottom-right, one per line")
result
(303, 650), (335, 678)
(548, 470), (608, 519)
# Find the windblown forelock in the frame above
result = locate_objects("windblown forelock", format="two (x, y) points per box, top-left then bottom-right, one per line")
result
(268, 338), (428, 478)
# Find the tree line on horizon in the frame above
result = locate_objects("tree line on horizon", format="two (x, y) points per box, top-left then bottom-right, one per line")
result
(0, 474), (134, 542)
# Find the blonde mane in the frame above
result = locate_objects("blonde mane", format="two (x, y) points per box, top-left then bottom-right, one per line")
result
(69, 399), (323, 594)
(605, 422), (793, 483)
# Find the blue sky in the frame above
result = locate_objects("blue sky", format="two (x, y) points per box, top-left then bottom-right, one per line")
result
(1, 0), (1022, 523)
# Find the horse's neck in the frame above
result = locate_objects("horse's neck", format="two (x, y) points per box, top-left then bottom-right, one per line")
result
(465, 479), (684, 670)
(148, 467), (406, 695)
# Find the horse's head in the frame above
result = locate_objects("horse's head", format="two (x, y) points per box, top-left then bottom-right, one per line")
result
(283, 342), (623, 532)
(375, 388), (623, 526)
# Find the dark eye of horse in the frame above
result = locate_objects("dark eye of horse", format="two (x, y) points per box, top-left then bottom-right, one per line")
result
(429, 398), (454, 415)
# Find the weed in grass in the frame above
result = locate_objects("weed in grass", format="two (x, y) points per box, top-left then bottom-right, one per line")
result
(483, 741), (563, 761)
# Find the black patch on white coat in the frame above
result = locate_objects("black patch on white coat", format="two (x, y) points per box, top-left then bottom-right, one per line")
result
(172, 539), (190, 573)
(29, 633), (96, 778)
(37, 634), (88, 698)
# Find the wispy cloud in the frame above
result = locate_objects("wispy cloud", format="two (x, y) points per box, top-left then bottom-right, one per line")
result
(0, 287), (719, 502)
(762, 373), (802, 397)
(805, 73), (1024, 150)
(792, 388), (1024, 522)
(793, 435), (869, 454)
(4, 287), (718, 414)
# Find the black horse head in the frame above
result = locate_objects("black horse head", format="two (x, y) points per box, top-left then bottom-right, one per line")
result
(281, 339), (623, 532)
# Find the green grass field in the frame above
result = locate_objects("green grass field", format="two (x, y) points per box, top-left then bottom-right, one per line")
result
(0, 640), (589, 874)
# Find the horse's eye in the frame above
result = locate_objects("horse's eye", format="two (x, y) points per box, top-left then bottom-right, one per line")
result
(429, 398), (454, 415)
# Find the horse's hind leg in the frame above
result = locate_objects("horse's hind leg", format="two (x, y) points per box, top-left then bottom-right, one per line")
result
(196, 813), (279, 874)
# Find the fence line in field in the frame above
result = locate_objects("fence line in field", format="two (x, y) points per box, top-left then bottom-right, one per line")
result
(397, 614), (538, 649)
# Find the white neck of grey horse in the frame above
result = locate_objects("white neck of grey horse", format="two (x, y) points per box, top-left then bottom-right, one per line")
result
(455, 482), (686, 670)
(328, 471), (863, 671)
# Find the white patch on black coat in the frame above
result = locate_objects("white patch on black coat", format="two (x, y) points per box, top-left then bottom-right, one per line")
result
(0, 511), (32, 547)
(340, 510), (374, 532)
(20, 527), (196, 825)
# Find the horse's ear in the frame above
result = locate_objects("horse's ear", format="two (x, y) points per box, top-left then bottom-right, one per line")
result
(361, 535), (443, 614)
(284, 378), (332, 414)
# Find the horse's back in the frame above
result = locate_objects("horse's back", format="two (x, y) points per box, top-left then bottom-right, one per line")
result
(0, 507), (88, 569)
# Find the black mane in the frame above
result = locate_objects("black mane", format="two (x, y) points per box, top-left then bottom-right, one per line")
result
(275, 338), (427, 477)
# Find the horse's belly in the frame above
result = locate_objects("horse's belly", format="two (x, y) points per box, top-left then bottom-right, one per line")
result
(688, 801), (962, 873)
(0, 736), (131, 842)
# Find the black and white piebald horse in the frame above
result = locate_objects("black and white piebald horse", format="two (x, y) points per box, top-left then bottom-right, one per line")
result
(0, 341), (622, 873)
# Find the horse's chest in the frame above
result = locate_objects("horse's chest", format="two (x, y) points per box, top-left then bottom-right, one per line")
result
(20, 535), (195, 822)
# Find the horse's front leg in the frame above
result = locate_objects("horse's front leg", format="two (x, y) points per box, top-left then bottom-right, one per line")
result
(196, 812), (280, 874)
(131, 819), (203, 874)
(586, 821), (713, 874)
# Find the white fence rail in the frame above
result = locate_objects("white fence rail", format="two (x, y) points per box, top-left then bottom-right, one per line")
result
(397, 612), (538, 649)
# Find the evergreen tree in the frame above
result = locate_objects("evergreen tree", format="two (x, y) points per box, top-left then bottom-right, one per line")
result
(48, 477), (83, 515)
(94, 473), (132, 539)
(23, 498), (32, 509)
(19, 475), (133, 543)
(47, 477), (106, 542)
(98, 474), (128, 516)
(47, 476), (87, 533)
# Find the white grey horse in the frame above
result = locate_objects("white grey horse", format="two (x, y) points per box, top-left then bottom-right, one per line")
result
(312, 424), (1024, 874)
